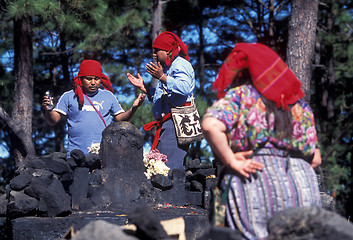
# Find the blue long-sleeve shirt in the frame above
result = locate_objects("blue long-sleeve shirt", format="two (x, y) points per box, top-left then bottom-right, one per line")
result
(149, 56), (195, 120)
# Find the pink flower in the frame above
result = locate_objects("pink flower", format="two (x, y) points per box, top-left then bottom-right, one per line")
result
(234, 124), (246, 140)
(292, 121), (303, 141)
(146, 149), (168, 163)
(258, 112), (268, 129)
(306, 126), (317, 145)
(244, 97), (256, 109)
(247, 107), (259, 126)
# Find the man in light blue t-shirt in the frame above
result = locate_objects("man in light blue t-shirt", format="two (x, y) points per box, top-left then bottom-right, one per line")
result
(42, 60), (145, 155)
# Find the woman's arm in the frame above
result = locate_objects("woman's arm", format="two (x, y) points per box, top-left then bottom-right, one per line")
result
(311, 148), (322, 168)
(202, 116), (264, 178)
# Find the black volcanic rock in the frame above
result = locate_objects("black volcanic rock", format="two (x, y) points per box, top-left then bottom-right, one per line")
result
(39, 178), (71, 217)
(128, 205), (168, 240)
(9, 173), (32, 191)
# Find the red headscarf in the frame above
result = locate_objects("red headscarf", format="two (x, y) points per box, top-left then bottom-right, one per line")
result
(213, 43), (304, 110)
(73, 60), (113, 107)
(152, 31), (189, 66)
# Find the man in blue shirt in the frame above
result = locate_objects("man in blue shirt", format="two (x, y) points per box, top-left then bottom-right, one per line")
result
(43, 60), (145, 155)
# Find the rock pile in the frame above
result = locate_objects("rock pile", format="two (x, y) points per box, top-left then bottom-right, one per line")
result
(6, 151), (73, 218)
(0, 121), (217, 220)
(4, 148), (119, 218)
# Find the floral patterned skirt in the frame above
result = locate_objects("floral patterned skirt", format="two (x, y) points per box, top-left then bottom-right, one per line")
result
(221, 148), (321, 240)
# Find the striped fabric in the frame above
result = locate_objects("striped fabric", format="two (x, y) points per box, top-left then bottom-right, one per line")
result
(253, 57), (288, 94)
(221, 148), (321, 240)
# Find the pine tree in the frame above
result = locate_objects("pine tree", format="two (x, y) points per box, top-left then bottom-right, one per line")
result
(313, 0), (353, 217)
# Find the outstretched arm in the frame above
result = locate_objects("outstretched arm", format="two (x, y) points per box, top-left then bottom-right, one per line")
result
(42, 95), (61, 126)
(202, 116), (264, 178)
(114, 93), (146, 122)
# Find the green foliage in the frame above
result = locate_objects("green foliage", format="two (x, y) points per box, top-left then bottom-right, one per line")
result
(313, 0), (353, 217)
(194, 94), (209, 116)
(7, 0), (60, 19)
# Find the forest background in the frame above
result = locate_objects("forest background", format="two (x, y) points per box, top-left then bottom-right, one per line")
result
(0, 0), (352, 219)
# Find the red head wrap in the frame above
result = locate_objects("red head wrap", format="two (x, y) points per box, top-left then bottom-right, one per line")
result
(152, 31), (189, 66)
(73, 60), (113, 107)
(213, 43), (304, 110)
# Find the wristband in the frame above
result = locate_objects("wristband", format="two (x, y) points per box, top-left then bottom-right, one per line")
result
(159, 74), (165, 80)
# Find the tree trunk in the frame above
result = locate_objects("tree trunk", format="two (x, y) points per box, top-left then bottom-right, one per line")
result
(60, 32), (71, 90)
(286, 0), (319, 103)
(151, 0), (164, 88)
(197, 9), (205, 97)
(11, 16), (35, 166)
(268, 0), (276, 48)
(55, 32), (71, 152)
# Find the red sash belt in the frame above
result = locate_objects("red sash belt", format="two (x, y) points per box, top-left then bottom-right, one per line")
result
(143, 113), (172, 150)
(143, 102), (191, 150)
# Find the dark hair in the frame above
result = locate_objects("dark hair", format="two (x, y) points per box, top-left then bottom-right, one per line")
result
(229, 68), (252, 89)
(178, 50), (187, 60)
(261, 96), (293, 140)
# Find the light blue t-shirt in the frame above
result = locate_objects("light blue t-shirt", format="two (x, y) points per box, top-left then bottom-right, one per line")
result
(54, 89), (124, 155)
(150, 56), (195, 120)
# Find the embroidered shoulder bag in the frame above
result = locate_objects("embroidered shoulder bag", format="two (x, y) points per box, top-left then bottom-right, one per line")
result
(163, 90), (203, 145)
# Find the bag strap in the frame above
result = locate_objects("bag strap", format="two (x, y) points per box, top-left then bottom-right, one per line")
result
(84, 94), (107, 127)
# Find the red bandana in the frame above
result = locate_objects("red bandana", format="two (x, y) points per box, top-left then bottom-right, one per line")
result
(73, 60), (113, 107)
(213, 43), (304, 110)
(152, 31), (189, 66)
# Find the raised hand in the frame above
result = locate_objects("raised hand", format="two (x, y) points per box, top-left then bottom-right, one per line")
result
(146, 62), (164, 80)
(132, 93), (146, 108)
(127, 72), (146, 93)
(42, 95), (53, 111)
